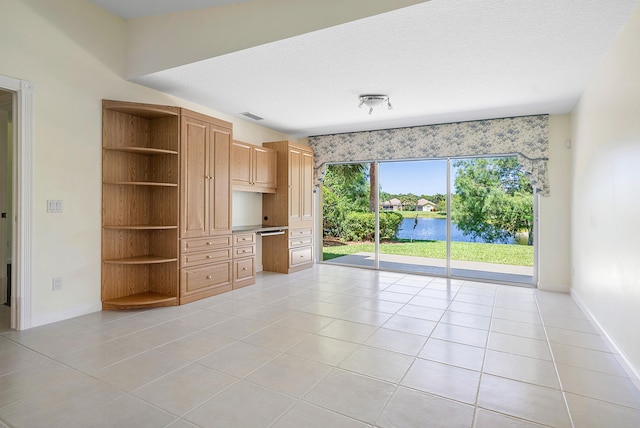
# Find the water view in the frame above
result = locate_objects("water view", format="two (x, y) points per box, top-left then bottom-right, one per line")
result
(397, 217), (516, 244)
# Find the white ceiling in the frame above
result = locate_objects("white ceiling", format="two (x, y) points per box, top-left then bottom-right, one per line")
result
(90, 0), (252, 19)
(93, 0), (640, 137)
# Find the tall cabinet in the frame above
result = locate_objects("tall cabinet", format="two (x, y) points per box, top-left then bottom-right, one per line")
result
(179, 110), (233, 304)
(102, 101), (234, 309)
(262, 141), (314, 273)
(101, 100), (180, 309)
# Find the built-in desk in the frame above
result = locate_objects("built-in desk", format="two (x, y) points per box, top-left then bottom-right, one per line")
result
(231, 225), (288, 286)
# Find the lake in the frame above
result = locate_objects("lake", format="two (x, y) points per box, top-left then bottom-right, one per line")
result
(397, 217), (516, 244)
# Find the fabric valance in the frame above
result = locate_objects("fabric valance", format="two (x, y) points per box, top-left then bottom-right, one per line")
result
(308, 115), (550, 196)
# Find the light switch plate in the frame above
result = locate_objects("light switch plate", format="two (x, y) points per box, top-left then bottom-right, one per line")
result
(47, 200), (63, 213)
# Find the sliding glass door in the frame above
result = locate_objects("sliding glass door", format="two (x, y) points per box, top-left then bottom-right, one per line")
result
(321, 156), (536, 285)
(377, 160), (447, 275)
(321, 163), (376, 270)
(449, 157), (535, 283)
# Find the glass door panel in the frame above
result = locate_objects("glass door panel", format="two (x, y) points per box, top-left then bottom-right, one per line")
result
(377, 160), (447, 275)
(321, 163), (376, 269)
(449, 156), (535, 284)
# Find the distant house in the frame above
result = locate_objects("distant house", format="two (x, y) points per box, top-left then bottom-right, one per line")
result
(382, 198), (404, 211)
(416, 198), (437, 212)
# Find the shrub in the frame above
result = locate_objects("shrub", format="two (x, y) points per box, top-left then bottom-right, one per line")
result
(342, 211), (403, 241)
(380, 211), (403, 239)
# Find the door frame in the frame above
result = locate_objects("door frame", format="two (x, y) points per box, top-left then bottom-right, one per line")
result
(0, 74), (34, 330)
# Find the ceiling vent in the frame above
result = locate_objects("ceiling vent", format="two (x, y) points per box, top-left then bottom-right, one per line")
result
(240, 112), (264, 121)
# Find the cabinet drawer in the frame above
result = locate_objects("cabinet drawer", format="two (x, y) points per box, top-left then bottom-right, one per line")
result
(289, 237), (312, 248)
(181, 248), (232, 267)
(234, 245), (256, 258)
(234, 257), (255, 282)
(289, 227), (312, 238)
(289, 246), (312, 268)
(181, 261), (232, 296)
(181, 235), (232, 253)
(233, 232), (256, 246)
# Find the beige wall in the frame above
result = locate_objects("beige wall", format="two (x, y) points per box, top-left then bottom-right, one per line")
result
(0, 0), (293, 323)
(0, 0), (587, 327)
(538, 115), (572, 292)
(570, 5), (640, 371)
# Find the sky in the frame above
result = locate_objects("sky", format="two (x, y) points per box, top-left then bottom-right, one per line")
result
(379, 160), (448, 196)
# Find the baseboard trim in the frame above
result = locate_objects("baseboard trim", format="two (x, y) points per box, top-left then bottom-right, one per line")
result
(571, 288), (640, 382)
(537, 281), (570, 293)
(31, 302), (102, 328)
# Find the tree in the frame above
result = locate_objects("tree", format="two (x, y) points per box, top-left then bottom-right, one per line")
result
(400, 193), (419, 211)
(322, 164), (369, 238)
(452, 157), (534, 244)
(369, 163), (377, 213)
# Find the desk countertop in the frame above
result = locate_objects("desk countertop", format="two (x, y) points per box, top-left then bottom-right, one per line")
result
(232, 225), (289, 233)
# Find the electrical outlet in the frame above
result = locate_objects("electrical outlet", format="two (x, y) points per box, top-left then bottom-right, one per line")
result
(52, 277), (63, 291)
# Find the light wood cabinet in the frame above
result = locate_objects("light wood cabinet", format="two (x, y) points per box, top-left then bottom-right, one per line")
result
(262, 141), (314, 273)
(180, 111), (232, 238)
(180, 236), (232, 303)
(102, 100), (237, 309)
(101, 100), (180, 309)
(232, 232), (256, 289)
(180, 109), (233, 303)
(231, 140), (277, 193)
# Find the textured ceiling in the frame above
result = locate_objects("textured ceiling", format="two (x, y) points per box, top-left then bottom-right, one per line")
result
(94, 0), (640, 137)
(89, 0), (251, 19)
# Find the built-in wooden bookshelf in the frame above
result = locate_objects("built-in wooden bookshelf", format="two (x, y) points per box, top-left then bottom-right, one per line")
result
(101, 100), (180, 310)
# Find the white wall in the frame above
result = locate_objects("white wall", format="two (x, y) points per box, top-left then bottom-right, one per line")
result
(538, 115), (572, 292)
(570, 5), (640, 371)
(0, 0), (293, 325)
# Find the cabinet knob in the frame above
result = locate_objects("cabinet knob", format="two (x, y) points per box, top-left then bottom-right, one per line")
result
(242, 267), (248, 271)
(207, 255), (212, 259)
(206, 242), (212, 245)
(206, 275), (212, 279)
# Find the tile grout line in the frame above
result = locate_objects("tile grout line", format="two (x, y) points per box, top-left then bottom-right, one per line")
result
(534, 290), (576, 428)
(470, 282), (497, 427)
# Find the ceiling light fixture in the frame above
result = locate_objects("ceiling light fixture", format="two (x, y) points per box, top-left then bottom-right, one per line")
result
(359, 94), (392, 115)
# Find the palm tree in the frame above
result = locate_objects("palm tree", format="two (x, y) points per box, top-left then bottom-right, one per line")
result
(369, 162), (377, 213)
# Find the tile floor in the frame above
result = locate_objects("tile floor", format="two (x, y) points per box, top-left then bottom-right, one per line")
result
(1, 264), (640, 427)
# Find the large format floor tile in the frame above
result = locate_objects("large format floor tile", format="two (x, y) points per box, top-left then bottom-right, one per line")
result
(304, 369), (396, 424)
(1, 264), (639, 427)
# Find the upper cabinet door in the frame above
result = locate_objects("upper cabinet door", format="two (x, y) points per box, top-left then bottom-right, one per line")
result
(301, 150), (314, 223)
(253, 146), (277, 190)
(209, 125), (232, 235)
(231, 140), (252, 188)
(181, 115), (209, 238)
(288, 147), (302, 224)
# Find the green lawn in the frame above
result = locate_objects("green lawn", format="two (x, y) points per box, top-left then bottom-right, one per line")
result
(323, 239), (534, 266)
(395, 210), (446, 219)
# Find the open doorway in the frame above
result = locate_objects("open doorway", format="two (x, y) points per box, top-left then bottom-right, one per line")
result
(0, 89), (13, 332)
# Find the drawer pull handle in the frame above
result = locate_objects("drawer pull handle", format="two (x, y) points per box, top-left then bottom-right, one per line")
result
(299, 241), (304, 244)
(206, 275), (212, 279)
